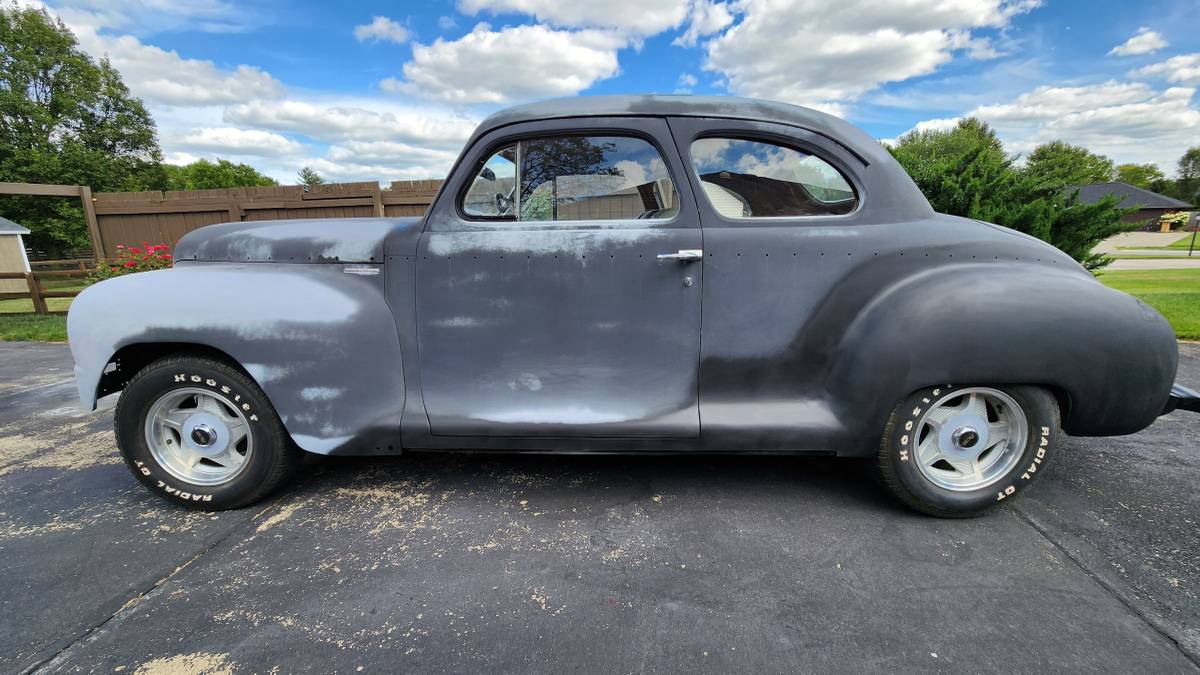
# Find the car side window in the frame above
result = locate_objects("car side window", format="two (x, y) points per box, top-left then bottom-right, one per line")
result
(462, 135), (679, 222)
(690, 138), (857, 218)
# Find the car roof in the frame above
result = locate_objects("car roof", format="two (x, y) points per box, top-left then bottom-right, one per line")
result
(475, 95), (890, 165)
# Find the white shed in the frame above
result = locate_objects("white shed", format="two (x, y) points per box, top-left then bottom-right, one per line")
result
(0, 216), (32, 294)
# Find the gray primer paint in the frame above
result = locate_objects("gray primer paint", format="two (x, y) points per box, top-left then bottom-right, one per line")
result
(68, 95), (1180, 457)
(69, 260), (408, 454)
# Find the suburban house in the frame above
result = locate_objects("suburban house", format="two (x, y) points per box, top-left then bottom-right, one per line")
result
(1071, 182), (1196, 231)
(0, 216), (32, 294)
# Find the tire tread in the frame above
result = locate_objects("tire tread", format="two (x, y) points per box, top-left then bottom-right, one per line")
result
(114, 353), (300, 510)
(874, 385), (1059, 518)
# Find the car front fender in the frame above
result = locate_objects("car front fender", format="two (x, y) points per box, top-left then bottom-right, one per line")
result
(67, 262), (405, 454)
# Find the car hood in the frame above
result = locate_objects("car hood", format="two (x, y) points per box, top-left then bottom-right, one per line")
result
(175, 217), (423, 264)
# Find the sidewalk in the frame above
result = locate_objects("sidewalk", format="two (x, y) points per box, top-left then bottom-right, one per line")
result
(1107, 257), (1200, 270)
(1094, 231), (1187, 253)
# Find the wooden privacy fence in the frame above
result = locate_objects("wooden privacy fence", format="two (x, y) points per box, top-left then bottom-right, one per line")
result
(91, 180), (443, 259)
(0, 259), (93, 315)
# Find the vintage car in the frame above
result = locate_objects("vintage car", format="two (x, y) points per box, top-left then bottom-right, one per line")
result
(68, 95), (1199, 517)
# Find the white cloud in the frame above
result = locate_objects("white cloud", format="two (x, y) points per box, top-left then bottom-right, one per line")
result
(457, 0), (689, 35)
(904, 81), (1200, 168)
(164, 151), (201, 166)
(913, 117), (963, 133)
(673, 0), (734, 47)
(392, 23), (626, 104)
(1108, 27), (1167, 57)
(78, 30), (285, 105)
(204, 98), (479, 184)
(702, 0), (1041, 112)
(174, 127), (305, 156)
(354, 16), (409, 44)
(224, 99), (477, 147)
(437, 15), (458, 30)
(326, 140), (460, 165)
(948, 31), (1001, 60)
(168, 99), (476, 184)
(303, 157), (452, 184)
(1133, 53), (1200, 86)
(46, 0), (254, 35)
(457, 0), (732, 45)
(24, 1), (283, 106)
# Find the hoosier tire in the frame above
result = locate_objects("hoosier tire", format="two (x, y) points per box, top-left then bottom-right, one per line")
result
(114, 354), (300, 510)
(876, 384), (1060, 518)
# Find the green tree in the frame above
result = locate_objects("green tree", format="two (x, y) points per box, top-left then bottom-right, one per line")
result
(889, 118), (1134, 270)
(517, 136), (618, 212)
(1022, 141), (1114, 190)
(163, 159), (277, 190)
(296, 166), (324, 187)
(1115, 163), (1165, 190)
(0, 4), (163, 255)
(1174, 146), (1200, 204)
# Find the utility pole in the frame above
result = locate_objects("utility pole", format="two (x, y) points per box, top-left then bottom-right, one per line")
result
(1188, 215), (1197, 257)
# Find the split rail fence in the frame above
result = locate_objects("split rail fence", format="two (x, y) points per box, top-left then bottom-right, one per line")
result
(0, 259), (93, 315)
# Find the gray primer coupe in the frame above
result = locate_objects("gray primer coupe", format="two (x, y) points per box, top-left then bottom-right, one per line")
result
(68, 95), (1199, 516)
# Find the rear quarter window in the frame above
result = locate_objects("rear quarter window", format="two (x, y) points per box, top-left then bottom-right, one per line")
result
(690, 138), (857, 219)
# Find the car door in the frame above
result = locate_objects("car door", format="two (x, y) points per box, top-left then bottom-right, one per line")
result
(414, 117), (703, 438)
(666, 116), (870, 450)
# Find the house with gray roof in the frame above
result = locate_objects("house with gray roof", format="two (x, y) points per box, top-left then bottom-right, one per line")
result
(1070, 182), (1196, 231)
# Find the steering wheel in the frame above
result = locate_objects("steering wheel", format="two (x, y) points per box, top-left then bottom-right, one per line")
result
(494, 186), (516, 216)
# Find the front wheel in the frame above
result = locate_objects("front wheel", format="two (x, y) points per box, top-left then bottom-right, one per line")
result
(876, 385), (1060, 518)
(114, 354), (300, 510)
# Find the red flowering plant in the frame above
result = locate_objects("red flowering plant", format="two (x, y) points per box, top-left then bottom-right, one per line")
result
(90, 242), (174, 282)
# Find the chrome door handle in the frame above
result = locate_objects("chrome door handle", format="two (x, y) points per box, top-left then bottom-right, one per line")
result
(656, 249), (703, 262)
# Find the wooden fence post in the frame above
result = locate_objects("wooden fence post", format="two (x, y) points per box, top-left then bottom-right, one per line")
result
(372, 186), (385, 217)
(25, 272), (47, 314)
(78, 186), (102, 261)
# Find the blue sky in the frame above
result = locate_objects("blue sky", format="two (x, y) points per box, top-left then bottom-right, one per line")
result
(28, 0), (1200, 184)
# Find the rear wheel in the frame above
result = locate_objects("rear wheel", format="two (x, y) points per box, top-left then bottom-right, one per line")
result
(876, 385), (1059, 517)
(114, 354), (300, 510)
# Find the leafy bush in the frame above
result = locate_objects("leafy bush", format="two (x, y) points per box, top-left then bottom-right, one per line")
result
(1160, 212), (1191, 230)
(888, 118), (1136, 271)
(91, 243), (172, 282)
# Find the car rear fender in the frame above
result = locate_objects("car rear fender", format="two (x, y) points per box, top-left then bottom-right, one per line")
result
(826, 262), (1177, 448)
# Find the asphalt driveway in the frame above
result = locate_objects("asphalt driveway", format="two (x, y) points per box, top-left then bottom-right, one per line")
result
(2, 342), (1198, 673)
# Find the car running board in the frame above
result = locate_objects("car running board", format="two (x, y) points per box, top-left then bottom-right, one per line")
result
(1163, 383), (1200, 415)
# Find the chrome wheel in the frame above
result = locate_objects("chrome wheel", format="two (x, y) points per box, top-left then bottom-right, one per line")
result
(144, 387), (253, 486)
(913, 387), (1027, 492)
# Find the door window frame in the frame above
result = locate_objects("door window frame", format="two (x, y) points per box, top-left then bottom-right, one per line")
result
(425, 116), (699, 233)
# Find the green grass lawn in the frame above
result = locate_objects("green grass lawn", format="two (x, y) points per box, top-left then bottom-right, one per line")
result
(0, 282), (85, 314)
(1166, 232), (1200, 249)
(0, 279), (82, 341)
(1099, 268), (1200, 340)
(0, 314), (67, 341)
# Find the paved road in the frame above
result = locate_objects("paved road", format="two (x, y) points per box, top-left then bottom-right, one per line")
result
(2, 343), (1198, 673)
